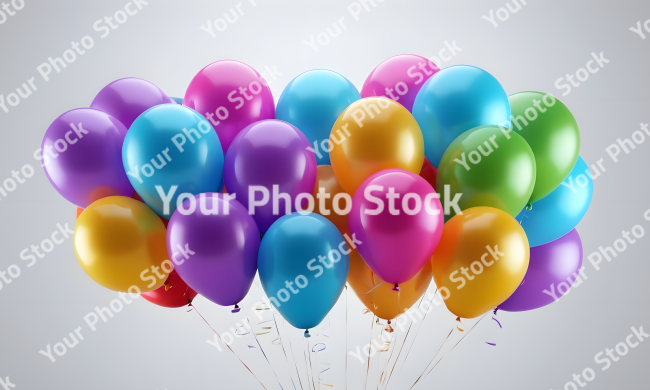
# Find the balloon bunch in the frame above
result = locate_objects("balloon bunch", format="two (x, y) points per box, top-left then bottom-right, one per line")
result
(42, 54), (591, 342)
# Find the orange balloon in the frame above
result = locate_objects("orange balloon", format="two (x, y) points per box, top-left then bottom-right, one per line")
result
(348, 250), (432, 320)
(311, 165), (350, 236)
(329, 97), (424, 195)
(431, 207), (529, 319)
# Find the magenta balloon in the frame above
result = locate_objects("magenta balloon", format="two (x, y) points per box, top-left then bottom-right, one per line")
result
(360, 54), (440, 112)
(184, 60), (275, 154)
(90, 78), (173, 129)
(167, 193), (260, 307)
(349, 169), (444, 285)
(42, 108), (134, 208)
(223, 119), (317, 232)
(499, 229), (583, 312)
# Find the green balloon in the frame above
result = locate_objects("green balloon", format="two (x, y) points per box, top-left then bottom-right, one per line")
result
(437, 125), (536, 219)
(508, 92), (580, 203)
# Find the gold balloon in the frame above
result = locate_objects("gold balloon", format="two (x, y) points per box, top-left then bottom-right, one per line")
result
(329, 97), (424, 195)
(431, 207), (529, 319)
(311, 165), (350, 236)
(74, 196), (170, 293)
(348, 250), (432, 320)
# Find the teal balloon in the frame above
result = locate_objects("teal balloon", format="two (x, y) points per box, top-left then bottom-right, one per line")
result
(413, 65), (511, 167)
(258, 212), (350, 330)
(170, 97), (183, 104)
(518, 156), (593, 247)
(122, 104), (224, 218)
(276, 70), (361, 165)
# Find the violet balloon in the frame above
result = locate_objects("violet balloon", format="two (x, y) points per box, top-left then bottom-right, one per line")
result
(499, 229), (583, 312)
(90, 78), (173, 129)
(184, 60), (275, 154)
(42, 108), (134, 208)
(348, 169), (444, 285)
(360, 54), (440, 112)
(167, 193), (260, 307)
(223, 119), (317, 232)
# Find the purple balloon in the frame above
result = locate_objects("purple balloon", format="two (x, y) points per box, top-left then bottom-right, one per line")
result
(42, 108), (134, 208)
(167, 193), (260, 307)
(90, 78), (173, 129)
(223, 119), (317, 232)
(499, 229), (583, 312)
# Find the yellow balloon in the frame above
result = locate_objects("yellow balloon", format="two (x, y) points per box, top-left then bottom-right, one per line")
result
(311, 165), (350, 236)
(74, 196), (170, 293)
(348, 250), (432, 321)
(431, 207), (529, 319)
(329, 97), (424, 195)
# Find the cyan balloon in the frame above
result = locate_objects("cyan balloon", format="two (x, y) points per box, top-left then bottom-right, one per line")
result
(258, 212), (350, 330)
(517, 156), (593, 247)
(276, 69), (361, 165)
(412, 65), (511, 167)
(122, 104), (224, 218)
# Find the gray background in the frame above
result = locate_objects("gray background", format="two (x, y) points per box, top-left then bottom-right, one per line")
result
(1, 0), (649, 389)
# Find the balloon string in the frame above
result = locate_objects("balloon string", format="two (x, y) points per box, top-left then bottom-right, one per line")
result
(398, 289), (401, 317)
(290, 337), (306, 390)
(421, 314), (489, 380)
(376, 324), (393, 387)
(485, 311), (502, 347)
(382, 310), (417, 389)
(518, 207), (530, 225)
(271, 309), (303, 390)
(407, 328), (454, 390)
(380, 326), (402, 390)
(245, 317), (286, 390)
(345, 285), (348, 390)
(410, 313), (489, 389)
(189, 303), (269, 390)
(363, 315), (376, 390)
(305, 337), (316, 390)
(383, 288), (436, 390)
(363, 282), (384, 295)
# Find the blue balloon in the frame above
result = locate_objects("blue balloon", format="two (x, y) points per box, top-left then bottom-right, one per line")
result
(276, 69), (360, 165)
(170, 97), (183, 104)
(518, 156), (593, 247)
(123, 104), (224, 218)
(258, 212), (350, 330)
(412, 65), (511, 167)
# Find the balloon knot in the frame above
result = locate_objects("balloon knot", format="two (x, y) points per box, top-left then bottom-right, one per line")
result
(456, 316), (461, 322)
(304, 329), (311, 338)
(231, 304), (241, 313)
(525, 203), (532, 211)
(164, 284), (172, 291)
(493, 308), (499, 315)
(392, 284), (400, 292)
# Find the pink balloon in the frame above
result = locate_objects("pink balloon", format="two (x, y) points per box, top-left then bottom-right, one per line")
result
(360, 54), (440, 112)
(349, 169), (444, 285)
(183, 60), (275, 153)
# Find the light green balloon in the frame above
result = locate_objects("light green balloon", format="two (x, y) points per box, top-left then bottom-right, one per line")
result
(437, 125), (536, 219)
(508, 92), (580, 203)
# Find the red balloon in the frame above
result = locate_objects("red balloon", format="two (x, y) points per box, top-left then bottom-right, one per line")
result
(141, 271), (198, 308)
(419, 157), (437, 191)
